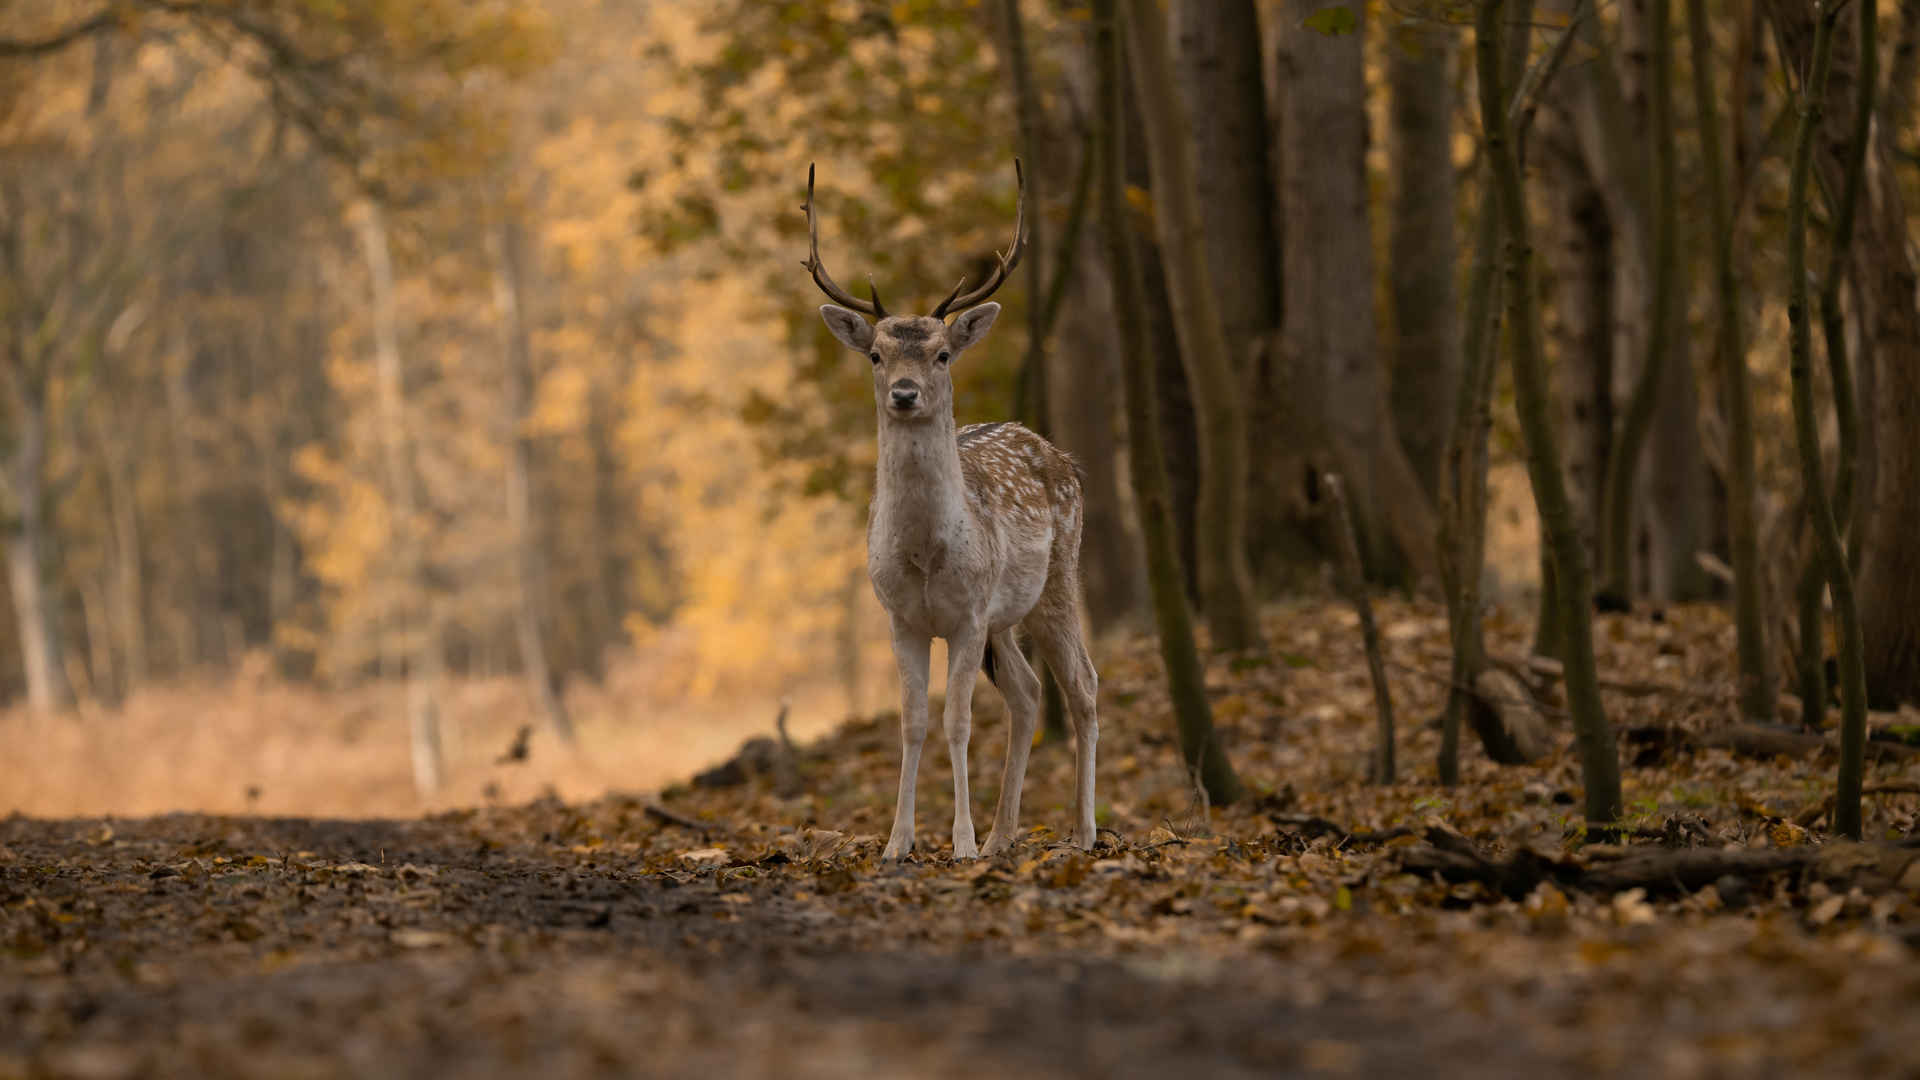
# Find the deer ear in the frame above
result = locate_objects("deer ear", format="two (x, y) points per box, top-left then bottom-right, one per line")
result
(946, 302), (1000, 352)
(820, 305), (875, 353)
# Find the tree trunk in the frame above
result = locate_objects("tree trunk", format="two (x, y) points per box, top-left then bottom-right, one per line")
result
(5, 499), (74, 711)
(1537, 111), (1613, 564)
(1439, 0), (1555, 780)
(1119, 0), (1262, 652)
(1276, 0), (1438, 587)
(1096, 0), (1242, 805)
(1477, 0), (1622, 825)
(1689, 0), (1773, 723)
(1173, 0), (1313, 589)
(2, 385), (75, 712)
(493, 217), (575, 745)
(1598, 0), (1681, 606)
(1046, 207), (1146, 629)
(355, 203), (444, 798)
(1171, 0), (1278, 356)
(1782, 0), (1868, 839)
(1386, 14), (1461, 502)
(1767, 0), (1920, 710)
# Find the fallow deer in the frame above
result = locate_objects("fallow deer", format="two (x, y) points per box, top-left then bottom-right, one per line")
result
(803, 160), (1099, 861)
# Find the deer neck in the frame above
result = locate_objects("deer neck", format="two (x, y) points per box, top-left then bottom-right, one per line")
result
(874, 410), (971, 542)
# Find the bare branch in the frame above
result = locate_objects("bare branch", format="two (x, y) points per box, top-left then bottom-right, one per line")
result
(1508, 0), (1590, 136)
(0, 11), (118, 59)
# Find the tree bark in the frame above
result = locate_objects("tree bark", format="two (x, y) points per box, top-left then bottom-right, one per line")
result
(1597, 0), (1681, 606)
(1276, 0), (1439, 587)
(1537, 97), (1613, 567)
(1477, 0), (1622, 825)
(1386, 13), (1461, 502)
(1119, 0), (1262, 652)
(1174, 0), (1314, 588)
(1096, 0), (1243, 805)
(1689, 0), (1773, 723)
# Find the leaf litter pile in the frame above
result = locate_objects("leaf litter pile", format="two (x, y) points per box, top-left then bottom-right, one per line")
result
(9, 597), (1920, 1078)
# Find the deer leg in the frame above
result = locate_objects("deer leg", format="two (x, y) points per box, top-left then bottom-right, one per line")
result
(881, 623), (932, 861)
(1036, 617), (1100, 850)
(982, 628), (1040, 857)
(943, 622), (988, 860)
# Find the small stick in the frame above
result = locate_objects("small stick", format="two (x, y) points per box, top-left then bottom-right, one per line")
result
(1326, 474), (1396, 783)
(644, 802), (707, 831)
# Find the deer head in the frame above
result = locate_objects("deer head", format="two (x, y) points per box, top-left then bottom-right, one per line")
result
(804, 161), (1026, 423)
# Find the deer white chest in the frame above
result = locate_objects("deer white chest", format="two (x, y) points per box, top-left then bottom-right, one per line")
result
(867, 506), (1049, 639)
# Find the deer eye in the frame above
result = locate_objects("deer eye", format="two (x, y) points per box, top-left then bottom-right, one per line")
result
(936, 351), (951, 366)
(869, 351), (882, 366)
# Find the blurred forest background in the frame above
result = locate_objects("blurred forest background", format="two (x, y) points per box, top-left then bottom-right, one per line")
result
(1, 0), (1916, 823)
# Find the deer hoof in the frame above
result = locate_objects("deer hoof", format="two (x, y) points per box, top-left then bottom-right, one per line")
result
(881, 835), (913, 861)
(981, 831), (1014, 857)
(951, 835), (980, 861)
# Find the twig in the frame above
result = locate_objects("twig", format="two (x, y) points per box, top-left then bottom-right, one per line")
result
(644, 802), (707, 832)
(1268, 813), (1419, 848)
(1386, 658), (1571, 718)
(1509, 0), (1590, 133)
(1325, 474), (1397, 783)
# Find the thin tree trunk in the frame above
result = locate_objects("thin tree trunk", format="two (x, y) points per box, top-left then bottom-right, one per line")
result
(1439, 190), (1502, 784)
(2, 385), (75, 712)
(5, 501), (74, 710)
(1441, 0), (1565, 779)
(1118, 0), (1261, 652)
(1818, 0), (1873, 553)
(355, 203), (443, 798)
(493, 217), (574, 745)
(1690, 0), (1773, 723)
(1783, 0), (1868, 838)
(1387, 14), (1461, 501)
(1327, 474), (1395, 783)
(1766, 0), (1920, 712)
(102, 435), (147, 690)
(1096, 0), (1242, 805)
(1598, 0), (1679, 606)
(1477, 0), (1622, 825)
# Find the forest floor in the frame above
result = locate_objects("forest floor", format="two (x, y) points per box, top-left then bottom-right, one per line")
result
(8, 597), (1920, 1078)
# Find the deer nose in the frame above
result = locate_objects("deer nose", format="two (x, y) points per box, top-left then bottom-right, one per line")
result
(889, 382), (919, 409)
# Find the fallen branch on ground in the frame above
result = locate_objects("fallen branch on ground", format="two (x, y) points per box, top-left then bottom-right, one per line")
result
(1267, 813), (1418, 847)
(1793, 782), (1920, 829)
(1392, 828), (1916, 899)
(644, 802), (708, 831)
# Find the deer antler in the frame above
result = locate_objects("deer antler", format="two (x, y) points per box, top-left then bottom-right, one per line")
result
(931, 158), (1027, 320)
(801, 163), (887, 318)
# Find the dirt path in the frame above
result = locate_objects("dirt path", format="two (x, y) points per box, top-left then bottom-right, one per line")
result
(12, 601), (1920, 1077)
(6, 806), (1918, 1079)
(3, 812), (1569, 1080)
